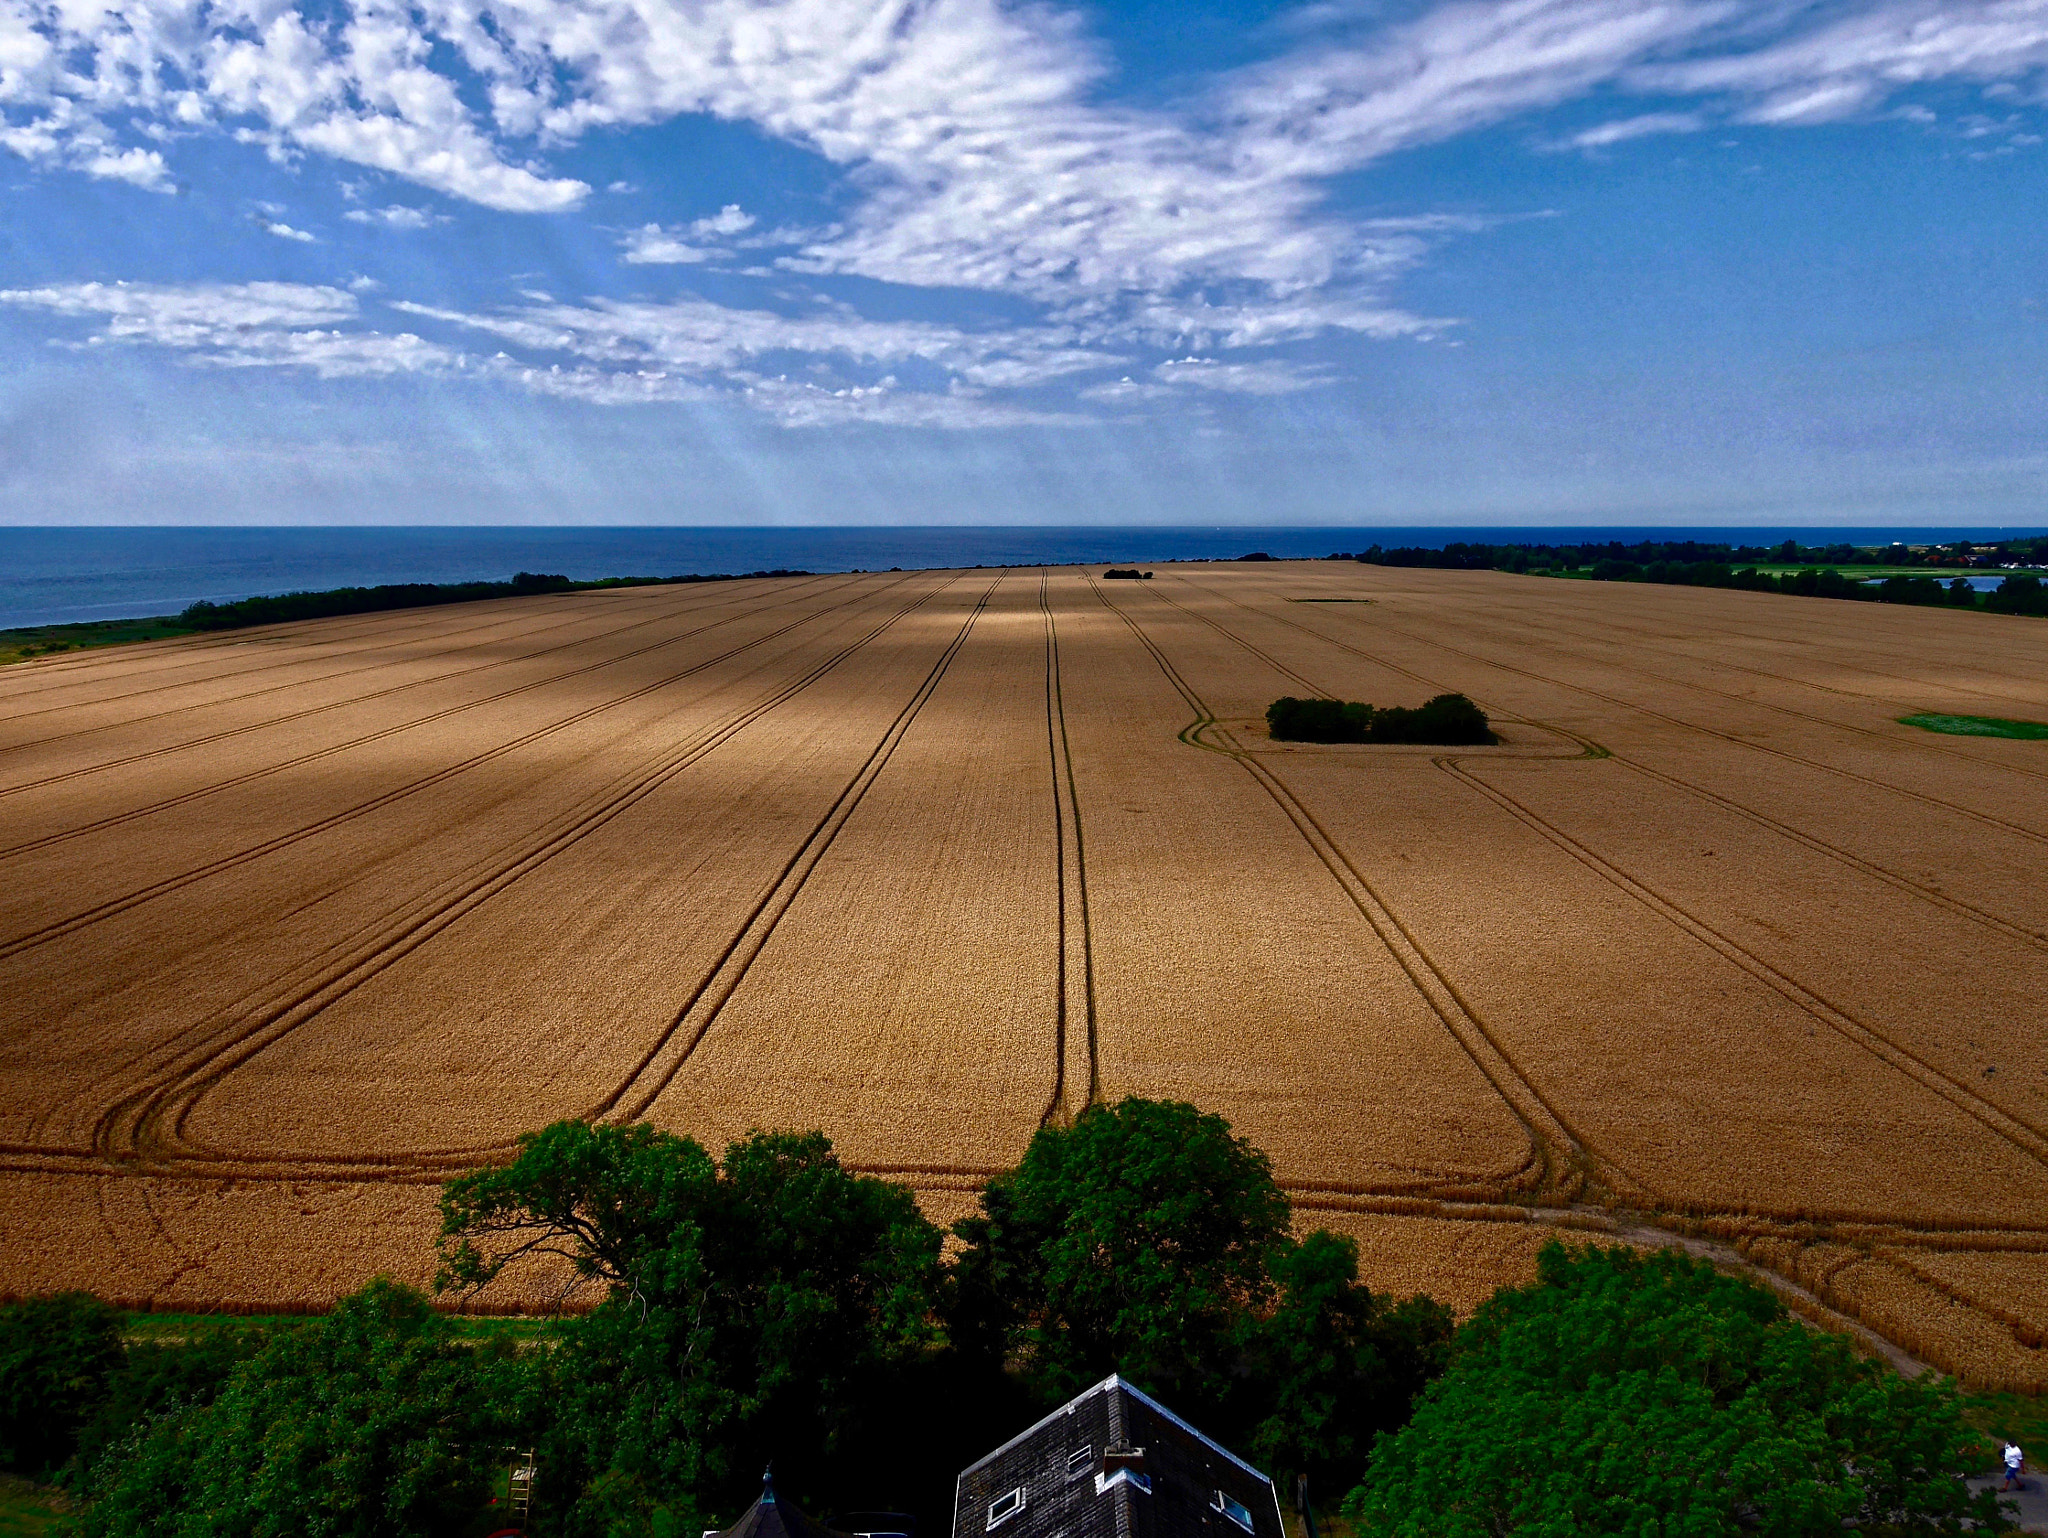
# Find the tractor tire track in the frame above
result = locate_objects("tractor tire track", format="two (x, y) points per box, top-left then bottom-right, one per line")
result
(86, 575), (958, 1172)
(0, 586), (700, 732)
(0, 579), (818, 774)
(1085, 578), (1600, 1204)
(594, 573), (1005, 1127)
(1374, 589), (2048, 787)
(1436, 757), (2048, 1166)
(1159, 578), (2048, 1169)
(1040, 572), (1097, 1125)
(0, 576), (854, 853)
(0, 594), (579, 710)
(1340, 595), (2048, 845)
(1174, 576), (2048, 953)
(0, 578), (900, 963)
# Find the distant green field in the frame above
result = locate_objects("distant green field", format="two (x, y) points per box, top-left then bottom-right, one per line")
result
(0, 614), (195, 666)
(1900, 712), (2048, 740)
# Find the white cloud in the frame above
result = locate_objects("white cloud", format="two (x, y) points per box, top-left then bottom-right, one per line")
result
(261, 218), (317, 241)
(1550, 110), (1707, 148)
(695, 203), (755, 236)
(7, 0), (2048, 436)
(0, 280), (461, 377)
(617, 205), (765, 264)
(1078, 375), (1176, 403)
(342, 204), (445, 228)
(1152, 355), (1338, 394)
(1632, 1), (2048, 124)
(618, 224), (716, 265)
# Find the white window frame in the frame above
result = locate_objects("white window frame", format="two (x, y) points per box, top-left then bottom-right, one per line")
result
(987, 1488), (1027, 1530)
(1211, 1492), (1255, 1533)
(1065, 1446), (1093, 1481)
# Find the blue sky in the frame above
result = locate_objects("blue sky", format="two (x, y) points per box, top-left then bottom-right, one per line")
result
(1, 0), (2044, 525)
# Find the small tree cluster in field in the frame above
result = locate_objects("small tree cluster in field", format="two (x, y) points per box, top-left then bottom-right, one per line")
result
(6, 1102), (2014, 1538)
(1267, 693), (1494, 745)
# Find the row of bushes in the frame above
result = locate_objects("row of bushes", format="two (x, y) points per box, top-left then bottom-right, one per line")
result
(176, 569), (814, 632)
(0, 1100), (2012, 1538)
(1340, 534), (2048, 573)
(1337, 540), (2048, 616)
(1267, 692), (1494, 745)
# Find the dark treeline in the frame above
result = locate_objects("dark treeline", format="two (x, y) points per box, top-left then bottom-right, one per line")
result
(0, 1100), (2012, 1538)
(1334, 538), (2048, 616)
(177, 569), (814, 632)
(1268, 692), (1494, 745)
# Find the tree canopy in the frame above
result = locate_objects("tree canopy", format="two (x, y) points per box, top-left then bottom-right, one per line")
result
(0, 1291), (125, 1479)
(78, 1279), (530, 1538)
(949, 1098), (1290, 1403)
(1344, 1242), (2005, 1537)
(439, 1122), (945, 1533)
(947, 1098), (1452, 1496)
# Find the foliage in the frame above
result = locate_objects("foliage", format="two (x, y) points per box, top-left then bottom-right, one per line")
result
(1239, 1232), (1453, 1494)
(0, 616), (198, 667)
(0, 1295), (125, 1480)
(1344, 1242), (2008, 1538)
(1989, 573), (2048, 615)
(179, 573), (577, 630)
(950, 1100), (1453, 1496)
(1899, 712), (2048, 741)
(65, 1321), (270, 1493)
(1267, 693), (1492, 746)
(1336, 535), (2048, 617)
(949, 1099), (1290, 1408)
(174, 569), (815, 633)
(76, 1279), (532, 1538)
(440, 1122), (945, 1533)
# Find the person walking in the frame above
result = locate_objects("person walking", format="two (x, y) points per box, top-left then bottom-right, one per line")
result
(2003, 1441), (2025, 1492)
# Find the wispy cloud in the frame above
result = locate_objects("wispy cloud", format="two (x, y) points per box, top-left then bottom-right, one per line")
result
(1548, 110), (1708, 149)
(5, 0), (2047, 434)
(343, 205), (447, 229)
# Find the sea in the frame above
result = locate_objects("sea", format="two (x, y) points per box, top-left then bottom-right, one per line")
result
(2, 525), (2041, 630)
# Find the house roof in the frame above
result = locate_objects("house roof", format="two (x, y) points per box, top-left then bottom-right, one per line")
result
(953, 1375), (1286, 1538)
(717, 1472), (852, 1538)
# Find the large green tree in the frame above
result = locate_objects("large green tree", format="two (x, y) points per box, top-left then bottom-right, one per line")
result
(947, 1096), (1451, 1497)
(438, 1121), (944, 1534)
(1240, 1231), (1452, 1493)
(948, 1098), (1291, 1405)
(78, 1279), (531, 1538)
(0, 1292), (125, 1479)
(1345, 1242), (2006, 1537)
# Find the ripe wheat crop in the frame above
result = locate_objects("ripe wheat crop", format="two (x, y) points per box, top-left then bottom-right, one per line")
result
(2, 564), (2044, 1384)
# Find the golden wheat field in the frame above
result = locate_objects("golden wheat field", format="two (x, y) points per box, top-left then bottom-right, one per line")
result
(2, 563), (2045, 1387)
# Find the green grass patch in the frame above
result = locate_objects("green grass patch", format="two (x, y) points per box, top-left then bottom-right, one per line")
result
(1962, 1388), (2048, 1443)
(0, 1477), (67, 1538)
(1899, 712), (2048, 740)
(118, 1308), (555, 1345)
(0, 615), (195, 667)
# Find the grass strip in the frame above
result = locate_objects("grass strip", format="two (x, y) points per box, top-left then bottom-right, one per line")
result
(1899, 713), (2048, 740)
(0, 568), (811, 668)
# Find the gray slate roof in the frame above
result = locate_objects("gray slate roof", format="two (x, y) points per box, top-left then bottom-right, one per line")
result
(953, 1376), (1286, 1538)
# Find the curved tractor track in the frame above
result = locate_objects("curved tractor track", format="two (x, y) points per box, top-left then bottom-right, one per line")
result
(1147, 576), (2048, 1177)
(4, 567), (2043, 1390)
(0, 576), (900, 966)
(66, 575), (964, 1177)
(1084, 577), (1588, 1206)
